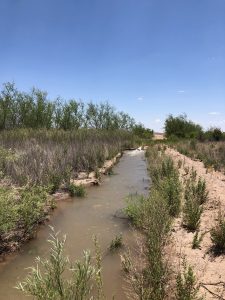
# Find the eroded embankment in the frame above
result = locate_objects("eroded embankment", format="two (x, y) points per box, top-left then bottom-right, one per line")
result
(166, 147), (225, 299)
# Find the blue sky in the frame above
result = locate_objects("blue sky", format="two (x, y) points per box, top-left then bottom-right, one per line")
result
(1, 0), (225, 131)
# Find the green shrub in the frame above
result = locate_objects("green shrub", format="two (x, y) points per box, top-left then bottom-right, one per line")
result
(183, 177), (206, 232)
(18, 186), (48, 232)
(161, 174), (182, 217)
(16, 227), (98, 300)
(124, 194), (146, 227)
(192, 231), (204, 249)
(176, 261), (200, 300)
(124, 189), (171, 300)
(195, 178), (208, 205)
(165, 114), (203, 139)
(67, 183), (86, 197)
(0, 186), (47, 237)
(161, 157), (176, 178)
(183, 195), (203, 232)
(0, 188), (18, 234)
(109, 234), (123, 251)
(48, 173), (62, 194)
(211, 211), (225, 253)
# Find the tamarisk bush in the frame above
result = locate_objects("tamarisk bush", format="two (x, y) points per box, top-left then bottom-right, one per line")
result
(16, 228), (103, 300)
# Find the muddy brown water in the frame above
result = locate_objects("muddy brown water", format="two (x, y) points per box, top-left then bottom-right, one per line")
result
(0, 150), (149, 300)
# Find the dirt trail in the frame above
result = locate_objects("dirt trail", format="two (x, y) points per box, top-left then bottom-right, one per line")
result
(166, 148), (225, 299)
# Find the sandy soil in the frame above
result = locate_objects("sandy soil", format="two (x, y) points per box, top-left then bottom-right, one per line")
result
(153, 133), (165, 140)
(166, 148), (225, 299)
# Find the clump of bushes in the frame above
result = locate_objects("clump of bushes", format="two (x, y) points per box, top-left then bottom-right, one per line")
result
(161, 174), (182, 217)
(183, 190), (203, 232)
(0, 186), (49, 254)
(211, 211), (225, 253)
(16, 228), (103, 299)
(164, 114), (203, 140)
(124, 194), (146, 227)
(124, 147), (182, 299)
(48, 173), (62, 194)
(109, 234), (123, 251)
(192, 231), (204, 249)
(67, 183), (86, 197)
(176, 260), (200, 300)
(182, 175), (208, 232)
(0, 129), (135, 187)
(175, 140), (225, 172)
(149, 152), (182, 217)
(124, 190), (171, 300)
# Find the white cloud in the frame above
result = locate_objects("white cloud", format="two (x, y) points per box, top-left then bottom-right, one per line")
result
(177, 90), (185, 93)
(137, 97), (143, 101)
(208, 112), (220, 115)
(154, 118), (161, 123)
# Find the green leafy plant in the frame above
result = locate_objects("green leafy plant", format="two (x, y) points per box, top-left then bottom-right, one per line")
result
(48, 173), (62, 194)
(124, 188), (171, 300)
(176, 260), (200, 300)
(183, 195), (203, 232)
(109, 234), (123, 251)
(16, 227), (99, 300)
(192, 231), (205, 249)
(183, 177), (205, 232)
(161, 174), (182, 217)
(211, 211), (225, 253)
(67, 184), (86, 197)
(18, 186), (48, 232)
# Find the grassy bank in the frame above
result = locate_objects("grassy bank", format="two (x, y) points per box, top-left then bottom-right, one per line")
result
(175, 140), (225, 172)
(122, 145), (204, 299)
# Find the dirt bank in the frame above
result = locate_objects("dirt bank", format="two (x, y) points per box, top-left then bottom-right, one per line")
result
(166, 147), (225, 299)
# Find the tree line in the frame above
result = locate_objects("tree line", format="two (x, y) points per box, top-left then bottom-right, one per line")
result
(165, 114), (225, 141)
(0, 82), (139, 131)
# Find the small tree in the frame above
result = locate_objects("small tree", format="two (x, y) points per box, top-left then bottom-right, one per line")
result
(16, 227), (100, 300)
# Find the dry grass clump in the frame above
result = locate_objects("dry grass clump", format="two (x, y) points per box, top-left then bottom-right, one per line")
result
(176, 140), (225, 172)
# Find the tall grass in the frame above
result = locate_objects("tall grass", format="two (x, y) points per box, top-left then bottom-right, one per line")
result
(0, 129), (135, 187)
(176, 140), (225, 172)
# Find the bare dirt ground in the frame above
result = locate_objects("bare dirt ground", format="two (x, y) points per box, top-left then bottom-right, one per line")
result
(153, 133), (165, 140)
(166, 147), (225, 299)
